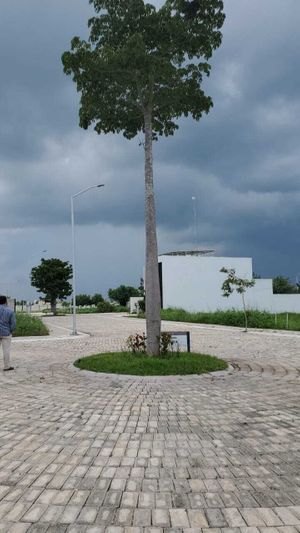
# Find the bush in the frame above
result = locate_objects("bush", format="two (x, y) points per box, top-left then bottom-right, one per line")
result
(126, 331), (177, 357)
(96, 301), (116, 313)
(126, 333), (147, 353)
(13, 313), (49, 337)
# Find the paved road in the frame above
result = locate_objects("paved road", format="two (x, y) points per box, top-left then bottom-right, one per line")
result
(0, 313), (299, 532)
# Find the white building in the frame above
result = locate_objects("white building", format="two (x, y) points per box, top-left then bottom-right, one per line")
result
(158, 251), (300, 313)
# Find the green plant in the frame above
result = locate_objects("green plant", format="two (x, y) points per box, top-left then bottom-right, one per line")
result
(220, 267), (255, 332)
(76, 294), (92, 306)
(13, 313), (49, 337)
(273, 276), (298, 294)
(159, 332), (174, 357)
(126, 333), (147, 354)
(108, 285), (140, 307)
(160, 308), (300, 331)
(31, 258), (72, 315)
(96, 301), (115, 313)
(91, 293), (104, 305)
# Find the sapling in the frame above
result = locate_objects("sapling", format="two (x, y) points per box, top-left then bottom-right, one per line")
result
(220, 267), (255, 332)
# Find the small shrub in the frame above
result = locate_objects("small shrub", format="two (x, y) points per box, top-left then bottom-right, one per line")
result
(96, 301), (116, 313)
(126, 333), (147, 354)
(127, 331), (178, 357)
(160, 332), (174, 357)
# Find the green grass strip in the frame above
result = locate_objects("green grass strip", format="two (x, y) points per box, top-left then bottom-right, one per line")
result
(160, 308), (300, 331)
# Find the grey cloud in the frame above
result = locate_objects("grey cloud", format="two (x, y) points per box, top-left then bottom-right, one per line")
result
(1, 0), (300, 297)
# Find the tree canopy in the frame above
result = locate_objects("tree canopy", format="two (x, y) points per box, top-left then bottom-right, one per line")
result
(31, 258), (72, 315)
(108, 285), (140, 307)
(62, 0), (225, 140)
(273, 276), (298, 294)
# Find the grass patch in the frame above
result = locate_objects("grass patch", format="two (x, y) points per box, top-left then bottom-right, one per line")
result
(74, 351), (228, 376)
(13, 313), (49, 337)
(160, 308), (300, 331)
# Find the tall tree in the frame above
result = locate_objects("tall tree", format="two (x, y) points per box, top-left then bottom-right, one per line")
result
(62, 0), (225, 355)
(31, 258), (73, 315)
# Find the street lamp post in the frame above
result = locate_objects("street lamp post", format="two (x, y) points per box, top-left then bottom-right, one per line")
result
(71, 184), (104, 335)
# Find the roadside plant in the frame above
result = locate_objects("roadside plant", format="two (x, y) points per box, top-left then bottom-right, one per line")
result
(126, 333), (147, 354)
(127, 331), (177, 357)
(160, 332), (173, 357)
(220, 267), (255, 332)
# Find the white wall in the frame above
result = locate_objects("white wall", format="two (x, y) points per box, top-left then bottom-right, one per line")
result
(258, 294), (300, 313)
(160, 255), (300, 313)
(129, 297), (143, 314)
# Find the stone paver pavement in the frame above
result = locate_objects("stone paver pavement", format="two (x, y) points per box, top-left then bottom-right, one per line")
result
(0, 313), (299, 532)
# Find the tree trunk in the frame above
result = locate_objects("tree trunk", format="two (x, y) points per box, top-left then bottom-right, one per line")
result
(51, 300), (57, 316)
(241, 293), (247, 332)
(144, 107), (161, 356)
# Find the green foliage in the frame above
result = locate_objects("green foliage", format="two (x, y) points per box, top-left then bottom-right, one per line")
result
(62, 0), (225, 140)
(92, 293), (104, 305)
(108, 285), (140, 307)
(126, 331), (178, 356)
(76, 294), (92, 306)
(220, 267), (255, 296)
(159, 331), (174, 357)
(220, 267), (255, 331)
(74, 351), (228, 376)
(13, 313), (49, 337)
(137, 278), (146, 312)
(126, 333), (147, 354)
(161, 308), (300, 331)
(75, 293), (105, 307)
(273, 276), (298, 294)
(30, 258), (72, 313)
(96, 300), (116, 312)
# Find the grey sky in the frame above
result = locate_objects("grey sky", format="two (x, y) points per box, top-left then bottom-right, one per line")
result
(0, 0), (299, 299)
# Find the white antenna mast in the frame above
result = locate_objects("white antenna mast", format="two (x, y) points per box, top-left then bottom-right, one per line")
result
(192, 196), (199, 249)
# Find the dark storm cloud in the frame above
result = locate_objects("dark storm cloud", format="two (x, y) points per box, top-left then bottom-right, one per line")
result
(0, 0), (92, 159)
(0, 0), (300, 297)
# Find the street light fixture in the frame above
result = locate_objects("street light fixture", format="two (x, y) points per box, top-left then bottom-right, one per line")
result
(71, 184), (105, 335)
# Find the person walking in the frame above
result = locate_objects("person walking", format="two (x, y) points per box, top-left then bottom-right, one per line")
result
(0, 295), (16, 371)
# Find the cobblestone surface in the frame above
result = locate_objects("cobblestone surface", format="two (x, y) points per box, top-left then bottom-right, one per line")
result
(0, 313), (299, 533)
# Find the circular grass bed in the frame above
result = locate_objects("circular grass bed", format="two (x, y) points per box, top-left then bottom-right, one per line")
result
(74, 351), (228, 376)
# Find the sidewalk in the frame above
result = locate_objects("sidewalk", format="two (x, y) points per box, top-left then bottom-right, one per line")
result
(0, 313), (299, 532)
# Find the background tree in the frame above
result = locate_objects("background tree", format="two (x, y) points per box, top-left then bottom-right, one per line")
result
(272, 276), (298, 294)
(91, 293), (105, 305)
(31, 258), (72, 315)
(76, 294), (92, 307)
(62, 0), (225, 355)
(108, 285), (140, 307)
(220, 267), (255, 332)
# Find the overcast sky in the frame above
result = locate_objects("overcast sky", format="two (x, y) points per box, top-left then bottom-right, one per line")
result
(0, 0), (299, 300)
